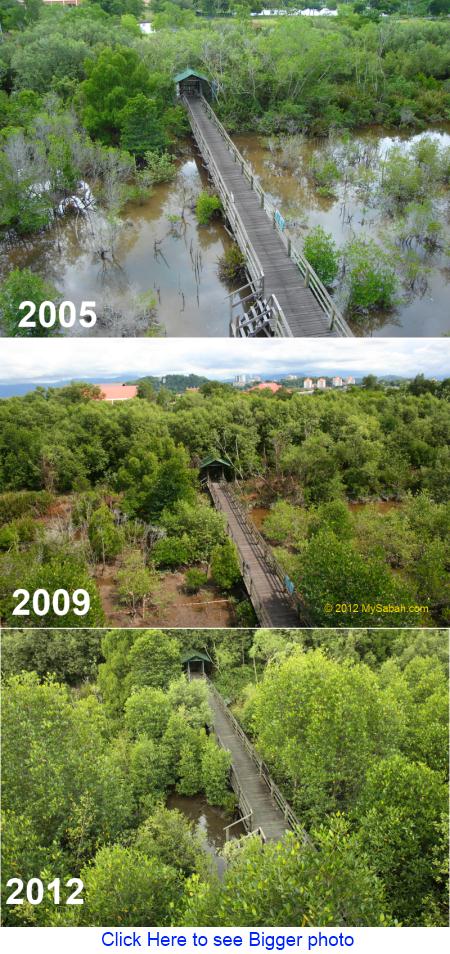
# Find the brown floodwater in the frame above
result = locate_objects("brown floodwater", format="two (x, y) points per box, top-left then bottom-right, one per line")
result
(2, 127), (448, 336)
(0, 148), (236, 337)
(167, 793), (245, 875)
(251, 500), (401, 529)
(249, 506), (270, 529)
(233, 127), (450, 336)
(347, 500), (402, 513)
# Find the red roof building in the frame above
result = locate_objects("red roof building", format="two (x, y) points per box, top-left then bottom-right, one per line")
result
(249, 381), (282, 393)
(96, 385), (138, 403)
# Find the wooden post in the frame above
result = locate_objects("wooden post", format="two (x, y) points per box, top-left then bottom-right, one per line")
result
(260, 193), (264, 209)
(287, 237), (291, 257)
(305, 267), (310, 288)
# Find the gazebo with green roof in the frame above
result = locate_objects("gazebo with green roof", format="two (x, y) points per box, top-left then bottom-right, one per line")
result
(174, 69), (212, 101)
(199, 454), (231, 483)
(182, 649), (213, 678)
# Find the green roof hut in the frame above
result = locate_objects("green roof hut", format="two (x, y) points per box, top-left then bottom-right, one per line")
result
(182, 649), (213, 678)
(199, 454), (231, 483)
(174, 68), (212, 101)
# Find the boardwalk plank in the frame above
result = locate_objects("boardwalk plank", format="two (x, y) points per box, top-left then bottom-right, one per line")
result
(210, 483), (300, 627)
(186, 98), (337, 337)
(208, 689), (290, 842)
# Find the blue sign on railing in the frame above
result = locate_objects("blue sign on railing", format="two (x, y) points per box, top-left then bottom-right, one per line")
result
(274, 209), (286, 231)
(284, 575), (295, 595)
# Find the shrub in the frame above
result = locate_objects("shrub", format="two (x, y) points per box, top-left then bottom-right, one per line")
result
(343, 238), (398, 319)
(303, 226), (339, 287)
(0, 516), (38, 551)
(0, 491), (53, 525)
(218, 244), (247, 284)
(88, 506), (124, 563)
(211, 540), (241, 591)
(195, 192), (222, 226)
(308, 155), (340, 196)
(151, 535), (191, 568)
(0, 270), (60, 337)
(144, 150), (177, 184)
(234, 598), (258, 627)
(201, 736), (233, 808)
(184, 568), (208, 594)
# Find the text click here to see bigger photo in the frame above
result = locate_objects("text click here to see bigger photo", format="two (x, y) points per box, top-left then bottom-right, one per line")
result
(1, 3), (450, 953)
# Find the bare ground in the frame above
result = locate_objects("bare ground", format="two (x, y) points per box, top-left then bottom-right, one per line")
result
(94, 565), (237, 628)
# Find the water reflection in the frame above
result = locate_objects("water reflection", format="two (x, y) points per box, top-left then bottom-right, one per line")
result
(0, 150), (235, 337)
(2, 129), (448, 336)
(233, 128), (450, 336)
(167, 793), (245, 876)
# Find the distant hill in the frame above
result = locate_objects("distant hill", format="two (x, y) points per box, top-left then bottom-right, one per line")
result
(0, 374), (212, 399)
(127, 374), (210, 393)
(0, 373), (437, 400)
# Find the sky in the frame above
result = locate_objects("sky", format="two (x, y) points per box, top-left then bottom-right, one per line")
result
(0, 337), (449, 386)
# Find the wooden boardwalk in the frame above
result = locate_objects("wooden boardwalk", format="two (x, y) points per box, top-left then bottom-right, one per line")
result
(208, 481), (300, 628)
(208, 687), (289, 841)
(185, 96), (351, 337)
(206, 682), (312, 845)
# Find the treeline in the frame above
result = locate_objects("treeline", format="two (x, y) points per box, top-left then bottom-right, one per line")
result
(1, 4), (449, 240)
(1, 627), (448, 925)
(0, 381), (448, 626)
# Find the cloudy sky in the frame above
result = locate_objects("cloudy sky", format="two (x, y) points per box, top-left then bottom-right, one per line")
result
(0, 337), (449, 386)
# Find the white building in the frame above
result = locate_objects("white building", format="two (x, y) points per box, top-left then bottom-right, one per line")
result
(251, 8), (337, 17)
(317, 378), (327, 390)
(332, 376), (343, 387)
(346, 376), (356, 385)
(303, 377), (314, 390)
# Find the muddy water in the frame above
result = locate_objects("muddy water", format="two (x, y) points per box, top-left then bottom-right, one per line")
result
(348, 500), (402, 513)
(233, 128), (450, 336)
(3, 127), (448, 336)
(167, 793), (245, 875)
(249, 506), (270, 530)
(0, 149), (235, 337)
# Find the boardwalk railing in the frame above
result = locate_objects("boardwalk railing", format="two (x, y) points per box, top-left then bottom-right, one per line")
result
(206, 478), (275, 626)
(229, 287), (294, 339)
(184, 97), (265, 296)
(209, 680), (312, 847)
(207, 478), (311, 626)
(186, 95), (352, 338)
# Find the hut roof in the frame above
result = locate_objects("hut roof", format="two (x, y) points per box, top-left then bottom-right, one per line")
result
(182, 650), (212, 664)
(173, 68), (210, 83)
(199, 454), (231, 469)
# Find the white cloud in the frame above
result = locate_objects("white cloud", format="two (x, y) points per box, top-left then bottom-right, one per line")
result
(0, 337), (449, 384)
